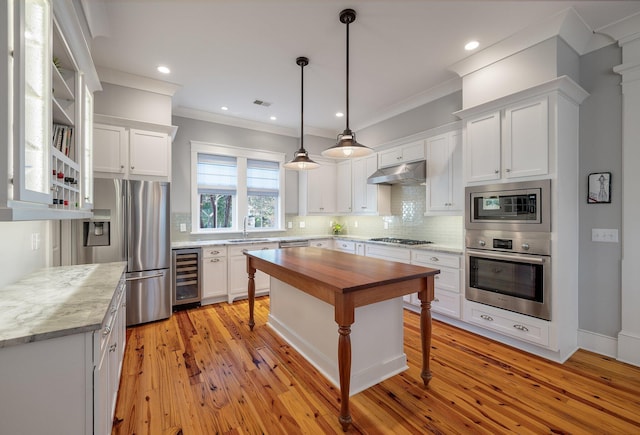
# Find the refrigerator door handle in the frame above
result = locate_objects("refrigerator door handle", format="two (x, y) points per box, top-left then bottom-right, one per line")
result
(126, 273), (165, 282)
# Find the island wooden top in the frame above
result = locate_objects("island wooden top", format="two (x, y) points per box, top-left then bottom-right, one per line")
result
(244, 247), (439, 308)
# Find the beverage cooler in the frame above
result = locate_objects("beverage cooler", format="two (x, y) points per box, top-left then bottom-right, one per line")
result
(172, 248), (202, 308)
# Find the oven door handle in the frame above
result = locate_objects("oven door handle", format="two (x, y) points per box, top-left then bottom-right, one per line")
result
(467, 249), (548, 264)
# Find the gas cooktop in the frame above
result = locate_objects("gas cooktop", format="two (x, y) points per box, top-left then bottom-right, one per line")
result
(369, 238), (433, 246)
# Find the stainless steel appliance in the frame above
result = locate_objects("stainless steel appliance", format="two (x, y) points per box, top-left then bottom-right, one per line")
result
(76, 179), (171, 326)
(172, 248), (202, 308)
(369, 237), (433, 246)
(465, 230), (551, 320)
(279, 239), (310, 248)
(465, 179), (550, 232)
(367, 160), (426, 185)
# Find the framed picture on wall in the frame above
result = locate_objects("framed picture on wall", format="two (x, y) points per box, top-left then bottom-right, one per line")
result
(588, 172), (611, 204)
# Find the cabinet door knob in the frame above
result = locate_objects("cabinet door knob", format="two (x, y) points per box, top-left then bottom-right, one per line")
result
(494, 169), (499, 174)
(131, 166), (135, 170)
(505, 168), (511, 173)
(433, 297), (440, 302)
(120, 165), (125, 169)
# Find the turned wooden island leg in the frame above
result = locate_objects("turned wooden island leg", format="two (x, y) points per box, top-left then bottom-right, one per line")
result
(247, 264), (256, 331)
(418, 275), (436, 386)
(335, 296), (355, 432)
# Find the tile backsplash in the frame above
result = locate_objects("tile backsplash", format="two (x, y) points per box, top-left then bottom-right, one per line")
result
(172, 184), (463, 247)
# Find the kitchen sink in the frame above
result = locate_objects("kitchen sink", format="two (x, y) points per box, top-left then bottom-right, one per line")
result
(226, 238), (270, 243)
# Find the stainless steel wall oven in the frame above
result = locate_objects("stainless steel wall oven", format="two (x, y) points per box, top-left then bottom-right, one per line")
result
(465, 230), (551, 320)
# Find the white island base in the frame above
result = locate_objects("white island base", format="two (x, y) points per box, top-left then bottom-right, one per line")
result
(267, 277), (408, 396)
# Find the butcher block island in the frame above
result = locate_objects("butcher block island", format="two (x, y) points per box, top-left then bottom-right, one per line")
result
(244, 247), (440, 431)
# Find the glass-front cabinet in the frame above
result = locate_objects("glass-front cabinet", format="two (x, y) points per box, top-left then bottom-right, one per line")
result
(14, 0), (51, 204)
(0, 0), (99, 220)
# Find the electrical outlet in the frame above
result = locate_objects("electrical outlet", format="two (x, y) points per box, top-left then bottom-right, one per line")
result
(179, 223), (187, 232)
(299, 221), (305, 228)
(31, 233), (40, 251)
(287, 221), (293, 229)
(592, 228), (619, 243)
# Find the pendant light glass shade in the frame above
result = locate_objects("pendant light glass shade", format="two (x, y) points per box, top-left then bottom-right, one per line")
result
(322, 9), (373, 159)
(284, 57), (319, 170)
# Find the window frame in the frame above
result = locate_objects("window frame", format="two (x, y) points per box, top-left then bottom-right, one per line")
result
(191, 141), (285, 234)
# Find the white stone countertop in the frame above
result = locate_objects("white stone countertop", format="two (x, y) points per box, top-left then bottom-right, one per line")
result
(0, 262), (127, 348)
(172, 235), (463, 254)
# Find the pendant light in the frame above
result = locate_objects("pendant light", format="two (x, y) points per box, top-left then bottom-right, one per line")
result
(321, 9), (373, 159)
(284, 57), (320, 170)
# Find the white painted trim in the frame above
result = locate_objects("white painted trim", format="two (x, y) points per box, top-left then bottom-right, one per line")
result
(374, 121), (463, 152)
(96, 67), (181, 97)
(618, 331), (640, 367)
(173, 106), (300, 138)
(595, 11), (640, 43)
(94, 114), (179, 141)
(577, 329), (618, 359)
(453, 75), (589, 119)
(353, 77), (462, 131)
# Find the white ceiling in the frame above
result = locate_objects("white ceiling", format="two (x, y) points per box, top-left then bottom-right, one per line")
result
(85, 0), (640, 137)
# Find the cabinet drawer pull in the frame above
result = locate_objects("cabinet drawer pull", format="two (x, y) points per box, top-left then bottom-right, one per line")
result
(505, 168), (511, 173)
(103, 325), (112, 336)
(109, 343), (117, 353)
(430, 257), (439, 262)
(433, 297), (440, 302)
(480, 314), (494, 321)
(435, 275), (440, 280)
(513, 324), (529, 332)
(208, 250), (220, 255)
(209, 258), (220, 263)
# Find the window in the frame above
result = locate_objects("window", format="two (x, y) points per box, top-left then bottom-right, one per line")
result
(191, 142), (285, 234)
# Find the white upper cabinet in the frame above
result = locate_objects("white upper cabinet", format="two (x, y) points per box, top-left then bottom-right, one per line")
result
(336, 160), (352, 214)
(298, 158), (336, 215)
(503, 98), (548, 179)
(464, 97), (549, 184)
(378, 140), (425, 168)
(426, 130), (462, 214)
(93, 120), (173, 181)
(129, 129), (170, 177)
(93, 124), (127, 174)
(352, 154), (390, 215)
(0, 0), (98, 220)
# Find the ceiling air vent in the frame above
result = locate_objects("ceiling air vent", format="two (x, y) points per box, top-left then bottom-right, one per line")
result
(253, 99), (272, 107)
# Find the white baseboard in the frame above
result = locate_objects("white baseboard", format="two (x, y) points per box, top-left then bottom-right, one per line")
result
(617, 330), (640, 367)
(577, 329), (618, 358)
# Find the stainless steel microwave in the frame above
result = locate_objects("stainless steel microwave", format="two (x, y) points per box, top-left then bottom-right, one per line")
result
(465, 179), (551, 232)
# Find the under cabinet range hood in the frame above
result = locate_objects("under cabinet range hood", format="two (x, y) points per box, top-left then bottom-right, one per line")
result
(367, 160), (426, 185)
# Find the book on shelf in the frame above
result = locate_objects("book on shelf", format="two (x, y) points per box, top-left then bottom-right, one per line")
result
(52, 124), (75, 160)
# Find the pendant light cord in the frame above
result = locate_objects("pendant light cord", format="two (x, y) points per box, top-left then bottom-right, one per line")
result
(345, 15), (350, 132)
(300, 58), (305, 150)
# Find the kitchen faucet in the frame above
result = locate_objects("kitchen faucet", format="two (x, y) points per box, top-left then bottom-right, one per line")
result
(243, 216), (248, 239)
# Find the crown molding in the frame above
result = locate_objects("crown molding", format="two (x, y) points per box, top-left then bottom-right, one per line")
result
(596, 11), (640, 45)
(173, 107), (298, 137)
(96, 67), (182, 96)
(354, 77), (462, 131)
(449, 7), (594, 78)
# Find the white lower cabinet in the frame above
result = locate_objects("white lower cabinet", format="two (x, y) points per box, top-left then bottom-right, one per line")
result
(310, 239), (333, 249)
(0, 277), (126, 435)
(410, 250), (462, 319)
(202, 246), (228, 303)
(333, 239), (356, 254)
(227, 243), (278, 303)
(464, 300), (550, 348)
(365, 244), (411, 264)
(94, 278), (127, 435)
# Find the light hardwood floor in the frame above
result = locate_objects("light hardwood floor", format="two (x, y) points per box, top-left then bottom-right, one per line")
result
(113, 297), (640, 434)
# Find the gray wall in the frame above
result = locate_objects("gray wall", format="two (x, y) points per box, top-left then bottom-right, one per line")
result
(578, 44), (623, 338)
(170, 116), (334, 214)
(358, 91), (462, 147)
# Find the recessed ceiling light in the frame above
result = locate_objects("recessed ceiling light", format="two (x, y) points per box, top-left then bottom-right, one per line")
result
(157, 65), (170, 74)
(270, 116), (277, 121)
(221, 106), (228, 111)
(464, 40), (480, 51)
(336, 112), (344, 118)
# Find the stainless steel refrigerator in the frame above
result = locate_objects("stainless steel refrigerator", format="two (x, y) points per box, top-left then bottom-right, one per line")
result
(76, 178), (171, 326)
